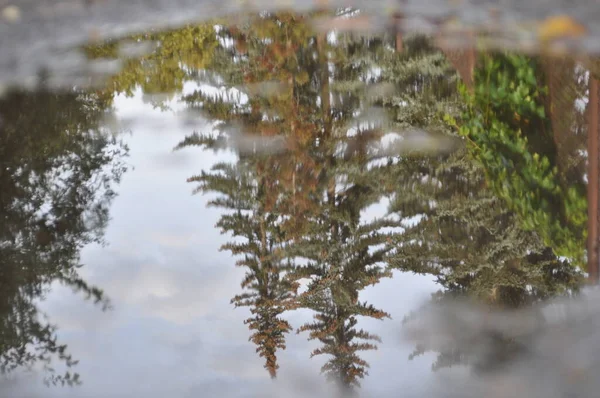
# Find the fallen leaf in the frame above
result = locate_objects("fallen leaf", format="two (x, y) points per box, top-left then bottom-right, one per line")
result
(538, 15), (586, 41)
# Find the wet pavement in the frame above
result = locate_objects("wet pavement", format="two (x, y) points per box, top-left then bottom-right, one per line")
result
(3, 0), (600, 88)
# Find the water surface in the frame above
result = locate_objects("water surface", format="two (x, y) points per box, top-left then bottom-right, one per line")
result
(0, 7), (598, 398)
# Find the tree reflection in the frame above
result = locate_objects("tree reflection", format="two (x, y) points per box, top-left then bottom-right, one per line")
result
(176, 14), (585, 390)
(396, 52), (586, 372)
(0, 85), (128, 385)
(85, 7), (595, 393)
(447, 53), (588, 268)
(172, 11), (402, 391)
(183, 159), (297, 378)
(84, 24), (218, 106)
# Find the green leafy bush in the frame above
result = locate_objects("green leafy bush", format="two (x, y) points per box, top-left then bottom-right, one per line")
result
(446, 53), (587, 268)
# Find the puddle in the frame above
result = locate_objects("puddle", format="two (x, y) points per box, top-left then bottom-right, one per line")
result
(0, 5), (599, 398)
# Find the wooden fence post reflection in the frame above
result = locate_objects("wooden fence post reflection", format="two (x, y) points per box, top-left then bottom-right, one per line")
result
(437, 33), (475, 92)
(588, 76), (599, 284)
(393, 13), (403, 52)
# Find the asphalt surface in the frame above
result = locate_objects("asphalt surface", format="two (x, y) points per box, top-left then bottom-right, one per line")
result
(1, 0), (600, 89)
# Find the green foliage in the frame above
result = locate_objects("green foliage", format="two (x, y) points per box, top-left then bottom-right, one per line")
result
(381, 47), (584, 372)
(446, 53), (587, 267)
(84, 23), (218, 103)
(0, 87), (128, 385)
(379, 34), (460, 131)
(388, 147), (582, 372)
(388, 148), (582, 306)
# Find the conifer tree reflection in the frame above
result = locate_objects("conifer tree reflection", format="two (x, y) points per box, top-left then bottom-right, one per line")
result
(176, 12), (400, 389)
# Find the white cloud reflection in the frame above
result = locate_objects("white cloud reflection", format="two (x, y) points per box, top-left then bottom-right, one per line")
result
(3, 90), (438, 398)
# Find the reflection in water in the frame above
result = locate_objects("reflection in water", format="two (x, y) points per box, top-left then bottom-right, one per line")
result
(2, 5), (599, 397)
(185, 160), (297, 379)
(176, 14), (401, 389)
(0, 86), (128, 385)
(88, 8), (591, 394)
(449, 54), (588, 266)
(165, 11), (586, 392)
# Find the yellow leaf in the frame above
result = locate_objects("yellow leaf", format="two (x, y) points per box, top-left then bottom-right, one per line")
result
(538, 15), (586, 41)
